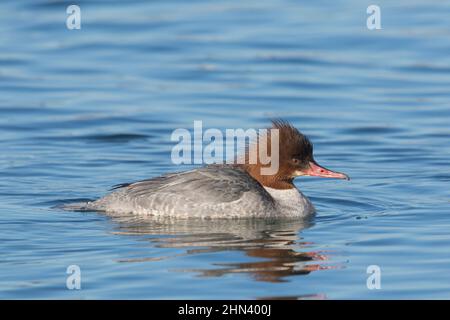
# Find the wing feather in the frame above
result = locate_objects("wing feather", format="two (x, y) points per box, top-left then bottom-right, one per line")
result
(115, 165), (273, 204)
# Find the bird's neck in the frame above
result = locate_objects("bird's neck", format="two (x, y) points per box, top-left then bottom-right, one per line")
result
(240, 164), (295, 190)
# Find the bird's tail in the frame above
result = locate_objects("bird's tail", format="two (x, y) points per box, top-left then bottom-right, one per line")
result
(58, 200), (97, 212)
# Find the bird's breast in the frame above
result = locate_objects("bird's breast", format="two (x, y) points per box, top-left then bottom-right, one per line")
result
(263, 186), (315, 217)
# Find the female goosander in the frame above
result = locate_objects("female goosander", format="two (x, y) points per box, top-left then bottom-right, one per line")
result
(74, 120), (349, 218)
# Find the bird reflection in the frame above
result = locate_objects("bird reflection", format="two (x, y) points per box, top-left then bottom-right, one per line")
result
(110, 215), (334, 283)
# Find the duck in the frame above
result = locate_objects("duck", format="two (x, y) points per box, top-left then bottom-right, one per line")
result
(73, 120), (349, 218)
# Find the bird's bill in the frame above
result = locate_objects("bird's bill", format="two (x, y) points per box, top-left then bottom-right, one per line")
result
(298, 161), (350, 180)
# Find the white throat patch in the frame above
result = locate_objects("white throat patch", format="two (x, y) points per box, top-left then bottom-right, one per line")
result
(263, 186), (315, 217)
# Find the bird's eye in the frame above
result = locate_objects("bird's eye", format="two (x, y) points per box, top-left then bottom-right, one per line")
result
(292, 158), (301, 165)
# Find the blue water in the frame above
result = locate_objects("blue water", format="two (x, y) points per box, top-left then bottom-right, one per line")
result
(1, 0), (450, 299)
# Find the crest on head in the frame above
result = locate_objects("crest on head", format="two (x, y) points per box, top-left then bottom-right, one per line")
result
(270, 119), (313, 170)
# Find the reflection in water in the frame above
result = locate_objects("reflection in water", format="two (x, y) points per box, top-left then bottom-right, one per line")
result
(110, 216), (337, 283)
(258, 293), (327, 300)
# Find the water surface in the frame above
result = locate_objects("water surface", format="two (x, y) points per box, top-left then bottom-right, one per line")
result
(1, 0), (450, 299)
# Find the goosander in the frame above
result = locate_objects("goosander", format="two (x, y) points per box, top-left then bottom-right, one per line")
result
(74, 120), (349, 218)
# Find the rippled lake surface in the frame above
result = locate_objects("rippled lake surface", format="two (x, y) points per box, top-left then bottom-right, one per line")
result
(1, 0), (450, 299)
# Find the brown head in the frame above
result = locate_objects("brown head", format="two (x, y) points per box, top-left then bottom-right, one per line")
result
(241, 119), (349, 189)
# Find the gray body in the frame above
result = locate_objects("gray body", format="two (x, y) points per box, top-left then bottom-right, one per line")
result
(82, 165), (315, 218)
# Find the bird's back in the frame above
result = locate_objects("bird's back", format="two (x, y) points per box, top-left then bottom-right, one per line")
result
(87, 165), (278, 218)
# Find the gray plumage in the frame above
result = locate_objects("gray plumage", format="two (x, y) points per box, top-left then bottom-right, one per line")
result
(85, 165), (293, 218)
